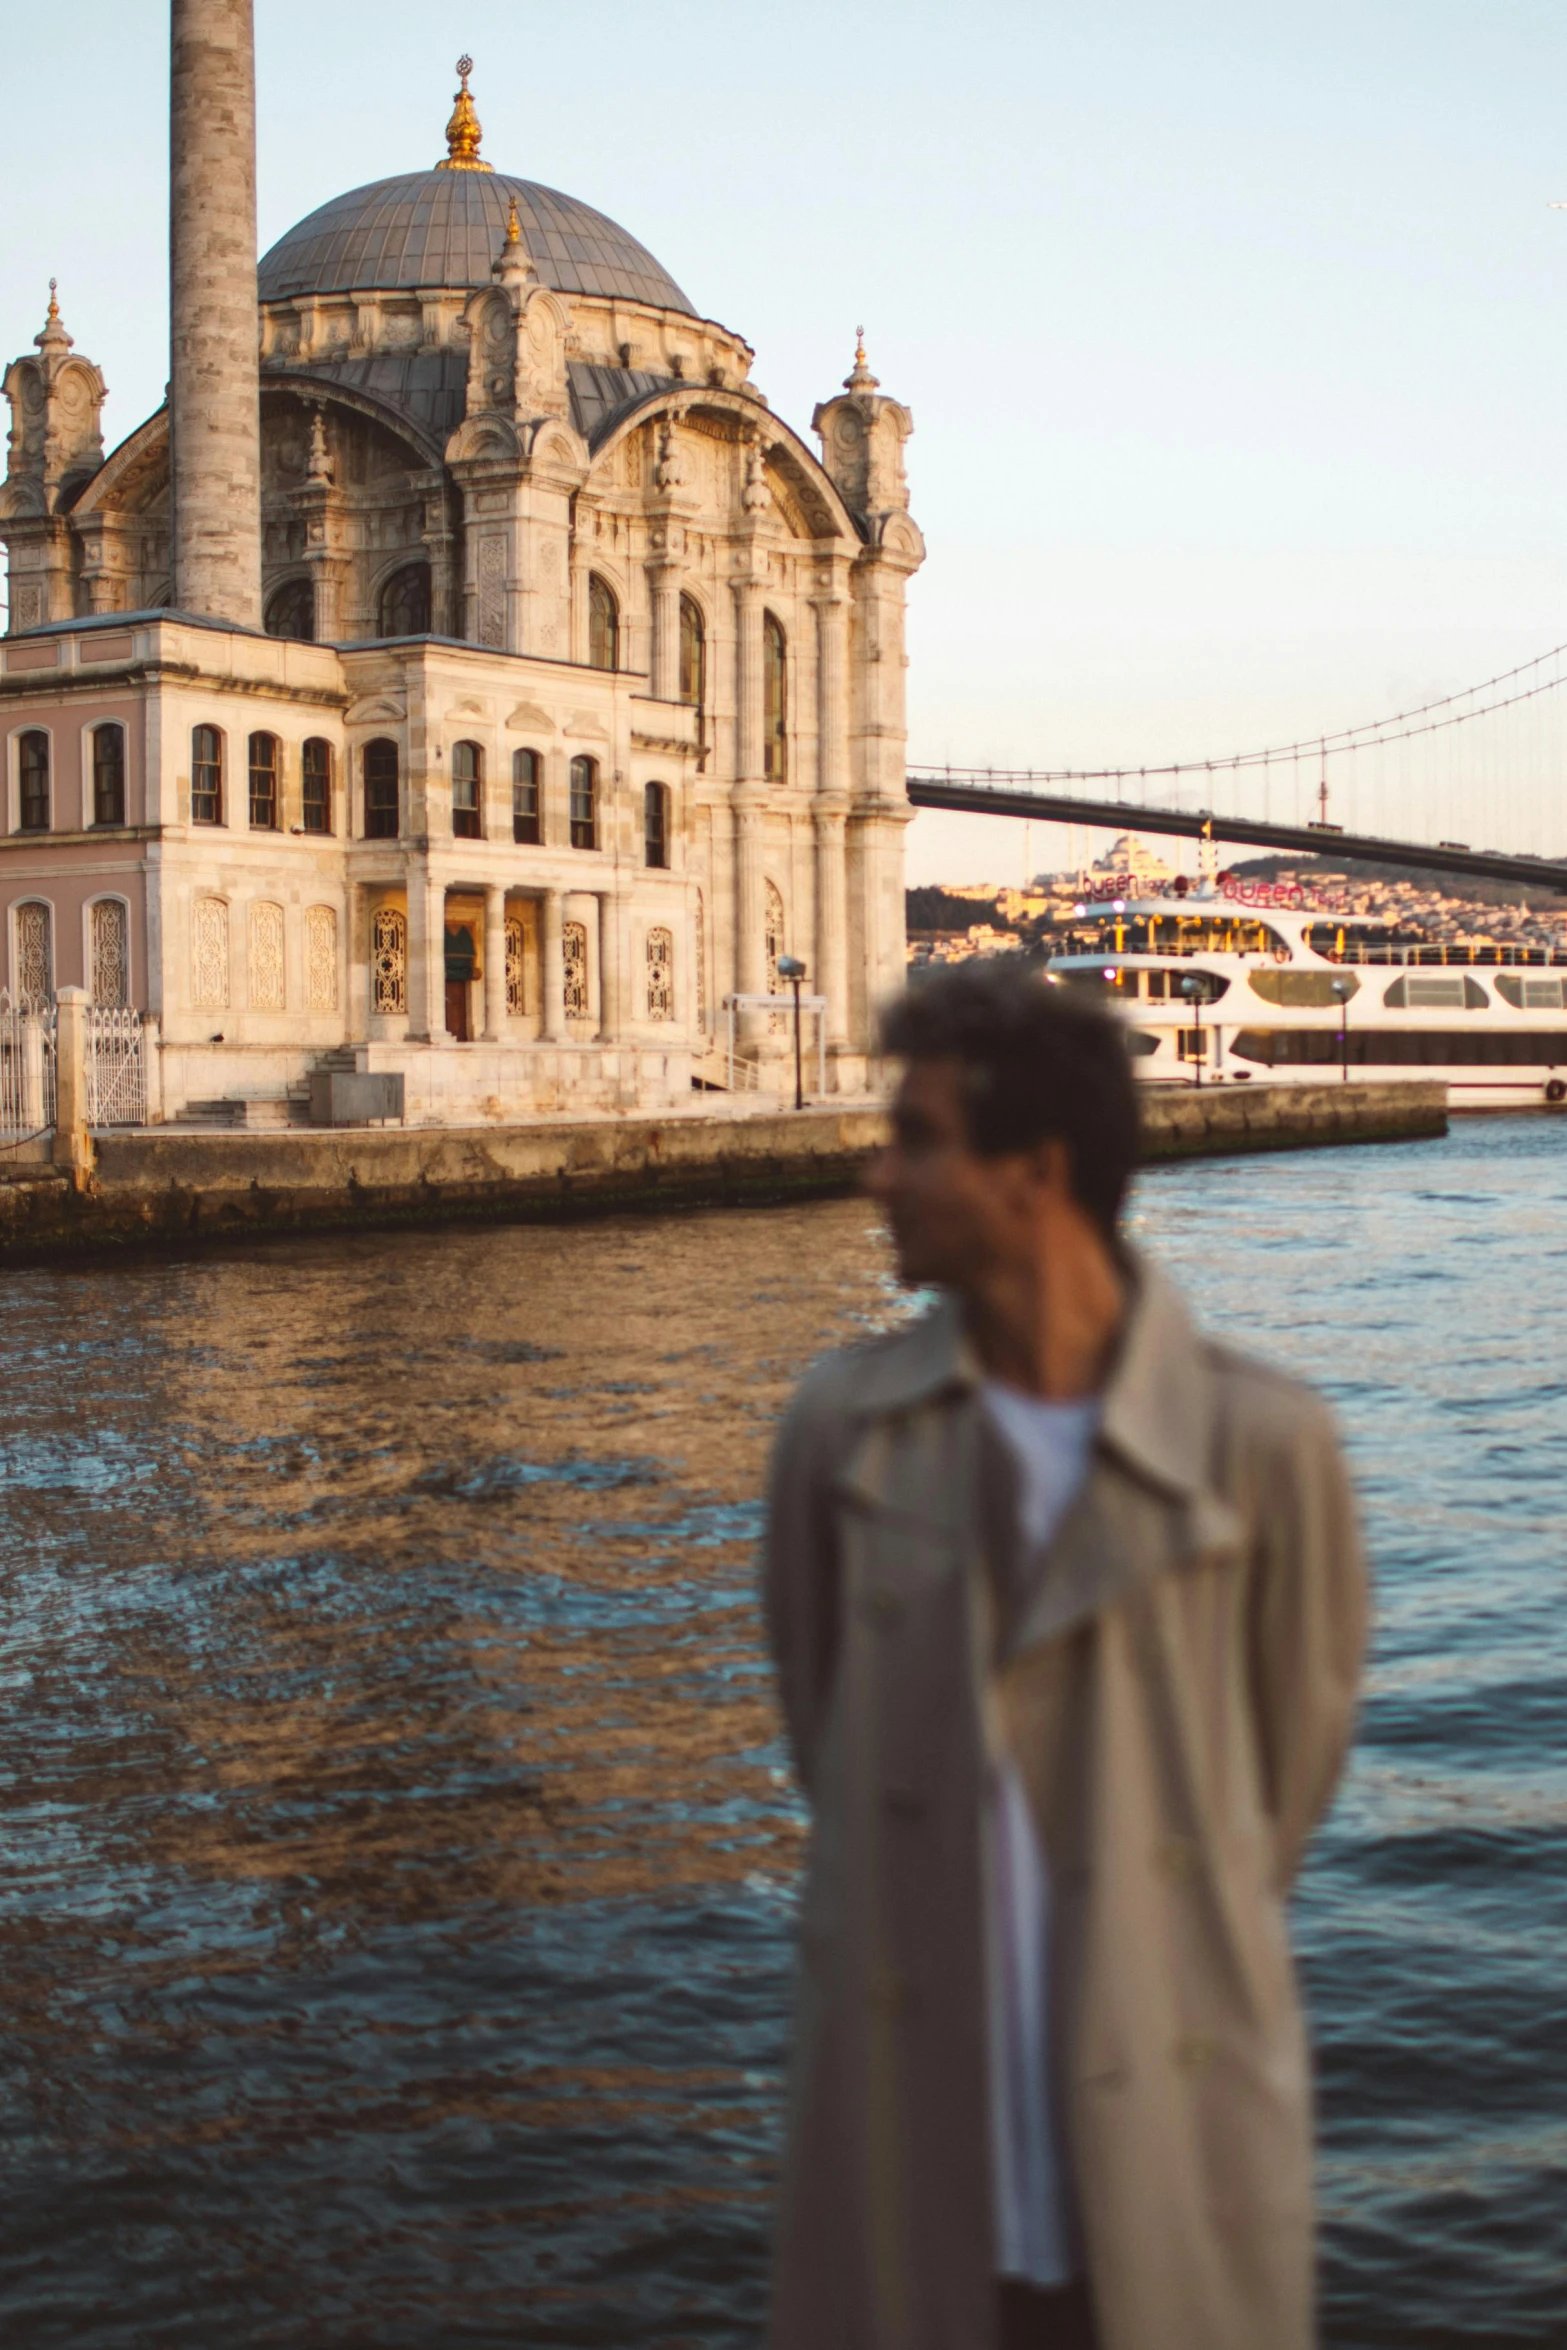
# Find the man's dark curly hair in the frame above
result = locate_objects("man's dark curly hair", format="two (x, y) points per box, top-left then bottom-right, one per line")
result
(881, 962), (1140, 1239)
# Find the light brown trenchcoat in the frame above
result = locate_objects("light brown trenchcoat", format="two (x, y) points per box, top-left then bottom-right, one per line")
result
(763, 1258), (1367, 2350)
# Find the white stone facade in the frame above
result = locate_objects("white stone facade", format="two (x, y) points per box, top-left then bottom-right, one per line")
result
(0, 58), (922, 1123)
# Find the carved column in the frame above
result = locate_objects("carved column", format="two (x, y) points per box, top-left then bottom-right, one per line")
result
(732, 575), (765, 786)
(540, 890), (565, 1042)
(597, 890), (625, 1040)
(813, 587), (851, 1047)
(482, 885), (506, 1041)
(734, 801), (767, 1000)
(648, 556), (680, 701)
(406, 863), (445, 1040)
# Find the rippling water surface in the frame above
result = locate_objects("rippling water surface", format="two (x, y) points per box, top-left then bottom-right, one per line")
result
(2, 1115), (1564, 2347)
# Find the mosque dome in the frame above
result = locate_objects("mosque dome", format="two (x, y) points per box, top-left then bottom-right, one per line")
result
(257, 169), (696, 317)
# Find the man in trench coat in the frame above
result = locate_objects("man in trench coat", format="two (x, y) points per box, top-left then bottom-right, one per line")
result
(763, 964), (1368, 2350)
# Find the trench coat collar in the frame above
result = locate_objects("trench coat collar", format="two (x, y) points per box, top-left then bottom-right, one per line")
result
(846, 1247), (1215, 1504)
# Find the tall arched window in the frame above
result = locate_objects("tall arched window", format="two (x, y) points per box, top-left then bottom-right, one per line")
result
(92, 724), (125, 827)
(569, 755), (598, 851)
(265, 577), (314, 642)
(512, 749), (541, 844)
(643, 781), (669, 870)
(646, 927), (674, 1021)
(762, 614), (787, 781)
(302, 738), (333, 835)
(679, 594), (706, 768)
(379, 563), (431, 638)
(248, 732), (280, 830)
(588, 575), (619, 671)
(192, 726), (223, 825)
(18, 732), (50, 832)
(364, 739), (399, 839)
(89, 899), (129, 1007)
(451, 740), (482, 839)
(14, 901), (53, 1007)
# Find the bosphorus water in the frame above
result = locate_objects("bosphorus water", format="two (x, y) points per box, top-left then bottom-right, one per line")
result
(1, 1116), (1564, 2348)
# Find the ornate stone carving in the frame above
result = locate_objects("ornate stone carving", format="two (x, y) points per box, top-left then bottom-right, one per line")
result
(305, 905), (337, 1011)
(372, 906), (407, 1014)
(646, 926), (673, 1020)
(14, 902), (52, 1007)
(248, 900), (286, 1010)
(192, 898), (229, 1010)
(563, 919), (588, 1018)
(90, 899), (128, 1007)
(478, 535), (506, 649)
(505, 913), (526, 1014)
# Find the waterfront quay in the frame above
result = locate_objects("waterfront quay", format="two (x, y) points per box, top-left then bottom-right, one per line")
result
(0, 1079), (1445, 1264)
(0, 1117), (1560, 2346)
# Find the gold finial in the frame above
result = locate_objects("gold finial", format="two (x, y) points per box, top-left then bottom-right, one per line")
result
(506, 196), (521, 242)
(437, 52), (492, 172)
(46, 277), (60, 324)
(844, 323), (879, 392)
(855, 324), (865, 367)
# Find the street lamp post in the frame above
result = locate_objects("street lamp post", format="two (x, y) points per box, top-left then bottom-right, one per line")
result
(1331, 977), (1352, 1083)
(1180, 973), (1205, 1089)
(777, 955), (807, 1110)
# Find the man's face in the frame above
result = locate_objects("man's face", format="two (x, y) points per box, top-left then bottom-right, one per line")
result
(866, 1057), (1037, 1290)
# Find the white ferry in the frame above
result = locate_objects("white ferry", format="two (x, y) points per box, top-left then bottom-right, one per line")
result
(1046, 878), (1567, 1110)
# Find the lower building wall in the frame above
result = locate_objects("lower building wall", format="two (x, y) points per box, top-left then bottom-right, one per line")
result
(154, 1038), (695, 1124)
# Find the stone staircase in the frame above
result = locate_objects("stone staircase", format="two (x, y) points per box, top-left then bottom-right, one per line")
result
(177, 1086), (310, 1132)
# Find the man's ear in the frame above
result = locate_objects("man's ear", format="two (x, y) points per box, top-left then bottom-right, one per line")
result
(1027, 1134), (1075, 1203)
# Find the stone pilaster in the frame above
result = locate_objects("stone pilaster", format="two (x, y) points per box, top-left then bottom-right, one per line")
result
(482, 885), (506, 1040)
(539, 890), (566, 1042)
(406, 862), (444, 1040)
(169, 0), (262, 628)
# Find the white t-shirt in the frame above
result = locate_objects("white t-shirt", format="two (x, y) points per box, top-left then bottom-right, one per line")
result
(980, 1380), (1100, 2289)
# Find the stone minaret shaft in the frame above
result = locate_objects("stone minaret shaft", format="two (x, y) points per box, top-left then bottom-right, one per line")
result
(169, 0), (262, 628)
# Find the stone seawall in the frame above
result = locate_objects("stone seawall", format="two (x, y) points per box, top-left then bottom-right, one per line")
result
(0, 1081), (1445, 1265)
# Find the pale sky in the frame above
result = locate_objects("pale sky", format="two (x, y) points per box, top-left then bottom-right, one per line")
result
(7, 2), (1567, 882)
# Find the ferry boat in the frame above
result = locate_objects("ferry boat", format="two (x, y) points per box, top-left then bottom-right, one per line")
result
(1046, 877), (1567, 1110)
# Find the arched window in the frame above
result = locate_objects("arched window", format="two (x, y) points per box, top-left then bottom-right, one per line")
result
(248, 732), (280, 830)
(646, 926), (674, 1021)
(92, 725), (125, 827)
(192, 898), (229, 1009)
(643, 781), (669, 870)
(762, 614), (787, 781)
(364, 739), (399, 839)
(379, 563), (431, 638)
(372, 905), (407, 1014)
(765, 878), (787, 1032)
(265, 577), (314, 643)
(192, 726), (223, 824)
(563, 919), (589, 1017)
(18, 732), (50, 833)
(569, 755), (598, 851)
(451, 740), (482, 839)
(305, 906), (338, 1012)
(512, 749), (542, 845)
(89, 900), (129, 1007)
(248, 901), (286, 1010)
(302, 738), (333, 835)
(679, 594), (706, 768)
(14, 901), (53, 1007)
(588, 574), (619, 671)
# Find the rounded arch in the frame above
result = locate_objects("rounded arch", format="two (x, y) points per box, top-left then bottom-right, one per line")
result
(84, 893), (132, 1008)
(587, 387), (860, 545)
(762, 612), (787, 782)
(265, 574), (314, 642)
(9, 895), (55, 1008)
(587, 572), (620, 671)
(378, 562), (432, 639)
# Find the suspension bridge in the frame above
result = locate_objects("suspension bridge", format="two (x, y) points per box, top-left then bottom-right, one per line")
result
(908, 637), (1567, 893)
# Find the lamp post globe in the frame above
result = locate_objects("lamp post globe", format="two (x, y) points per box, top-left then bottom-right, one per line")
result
(777, 955), (807, 1110)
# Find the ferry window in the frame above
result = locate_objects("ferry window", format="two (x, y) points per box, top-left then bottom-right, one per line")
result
(92, 724), (126, 827)
(1177, 1029), (1208, 1061)
(364, 739), (400, 839)
(1383, 974), (1486, 1010)
(452, 741), (482, 839)
(248, 732), (280, 830)
(1127, 1030), (1161, 1057)
(302, 738), (333, 835)
(18, 732), (51, 832)
(192, 726), (223, 824)
(512, 749), (541, 845)
(1248, 969), (1359, 1008)
(1495, 974), (1567, 1011)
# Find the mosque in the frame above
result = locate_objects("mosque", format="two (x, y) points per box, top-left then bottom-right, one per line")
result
(0, 4), (922, 1124)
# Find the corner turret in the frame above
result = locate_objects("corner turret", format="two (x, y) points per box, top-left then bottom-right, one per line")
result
(1, 284), (109, 630)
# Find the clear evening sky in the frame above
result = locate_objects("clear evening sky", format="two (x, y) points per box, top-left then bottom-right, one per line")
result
(8, 2), (1567, 882)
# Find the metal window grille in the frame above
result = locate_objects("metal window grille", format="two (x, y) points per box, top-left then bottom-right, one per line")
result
(15, 902), (52, 1007)
(93, 725), (126, 826)
(302, 739), (332, 834)
(18, 731), (50, 831)
(372, 907), (407, 1013)
(90, 900), (128, 1007)
(646, 927), (674, 1020)
(505, 914), (527, 1014)
(512, 749), (541, 844)
(192, 726), (223, 824)
(569, 757), (597, 851)
(563, 920), (588, 1016)
(249, 733), (279, 830)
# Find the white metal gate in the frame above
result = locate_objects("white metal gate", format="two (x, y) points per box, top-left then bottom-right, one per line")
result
(86, 1006), (147, 1127)
(0, 987), (57, 1141)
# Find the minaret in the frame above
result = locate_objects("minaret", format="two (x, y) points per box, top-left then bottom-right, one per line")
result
(169, 0), (262, 628)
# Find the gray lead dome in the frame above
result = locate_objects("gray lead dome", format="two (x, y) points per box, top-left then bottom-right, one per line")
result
(257, 169), (696, 315)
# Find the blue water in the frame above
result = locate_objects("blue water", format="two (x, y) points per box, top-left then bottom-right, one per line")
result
(0, 1116), (1563, 2346)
